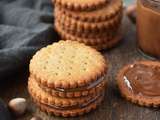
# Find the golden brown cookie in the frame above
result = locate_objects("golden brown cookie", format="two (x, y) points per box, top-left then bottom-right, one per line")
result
(55, 23), (122, 49)
(40, 78), (106, 98)
(55, 22), (117, 44)
(30, 73), (107, 98)
(56, 0), (122, 22)
(28, 76), (104, 108)
(33, 93), (104, 117)
(55, 19), (118, 39)
(117, 61), (160, 107)
(55, 9), (122, 33)
(29, 40), (107, 89)
(91, 34), (122, 50)
(52, 0), (107, 11)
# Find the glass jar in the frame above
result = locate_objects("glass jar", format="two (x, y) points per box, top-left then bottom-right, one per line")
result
(137, 0), (160, 59)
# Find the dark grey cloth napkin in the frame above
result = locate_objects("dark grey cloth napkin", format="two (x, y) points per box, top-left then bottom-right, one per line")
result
(0, 99), (12, 120)
(0, 0), (58, 79)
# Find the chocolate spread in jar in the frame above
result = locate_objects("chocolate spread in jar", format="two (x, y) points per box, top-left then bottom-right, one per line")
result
(137, 0), (160, 58)
(124, 64), (160, 97)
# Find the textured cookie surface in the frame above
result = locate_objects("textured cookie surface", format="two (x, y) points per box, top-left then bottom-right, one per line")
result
(33, 94), (104, 117)
(91, 34), (122, 50)
(55, 24), (122, 50)
(30, 73), (106, 98)
(30, 40), (107, 89)
(53, 0), (107, 11)
(28, 77), (103, 107)
(55, 20), (118, 39)
(55, 23), (117, 45)
(117, 61), (160, 107)
(55, 9), (122, 33)
(57, 0), (122, 22)
(39, 78), (106, 98)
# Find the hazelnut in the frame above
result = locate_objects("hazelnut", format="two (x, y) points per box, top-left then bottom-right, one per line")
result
(30, 116), (42, 120)
(8, 98), (27, 116)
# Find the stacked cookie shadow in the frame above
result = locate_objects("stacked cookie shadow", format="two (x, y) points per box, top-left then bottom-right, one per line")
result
(28, 40), (108, 117)
(53, 0), (123, 50)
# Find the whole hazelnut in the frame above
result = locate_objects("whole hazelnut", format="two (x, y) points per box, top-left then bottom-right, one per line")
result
(30, 116), (42, 120)
(8, 98), (27, 116)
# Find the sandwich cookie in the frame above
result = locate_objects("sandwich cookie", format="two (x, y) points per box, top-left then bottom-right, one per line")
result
(55, 19), (118, 39)
(31, 74), (107, 98)
(55, 22), (117, 44)
(53, 0), (107, 11)
(56, 0), (123, 22)
(28, 40), (108, 117)
(28, 77), (103, 108)
(55, 23), (122, 50)
(30, 40), (107, 89)
(55, 9), (122, 33)
(91, 34), (122, 50)
(33, 94), (104, 117)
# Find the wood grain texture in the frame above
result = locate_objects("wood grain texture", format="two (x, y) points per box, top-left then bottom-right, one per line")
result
(0, 15), (160, 120)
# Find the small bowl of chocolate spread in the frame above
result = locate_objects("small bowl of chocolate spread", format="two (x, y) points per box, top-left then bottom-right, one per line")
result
(117, 60), (160, 107)
(137, 0), (160, 59)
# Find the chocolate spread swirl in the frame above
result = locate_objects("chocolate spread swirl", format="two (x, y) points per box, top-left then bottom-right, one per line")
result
(124, 64), (160, 97)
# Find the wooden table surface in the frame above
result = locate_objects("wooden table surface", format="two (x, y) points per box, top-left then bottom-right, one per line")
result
(0, 16), (160, 120)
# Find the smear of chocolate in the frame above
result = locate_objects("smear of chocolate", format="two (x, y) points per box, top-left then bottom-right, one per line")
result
(124, 64), (160, 97)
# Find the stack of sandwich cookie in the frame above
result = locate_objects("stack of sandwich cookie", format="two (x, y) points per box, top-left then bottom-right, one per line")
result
(28, 40), (108, 117)
(53, 0), (123, 50)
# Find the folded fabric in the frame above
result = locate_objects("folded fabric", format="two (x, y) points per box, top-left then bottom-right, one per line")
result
(0, 99), (12, 120)
(0, 0), (59, 80)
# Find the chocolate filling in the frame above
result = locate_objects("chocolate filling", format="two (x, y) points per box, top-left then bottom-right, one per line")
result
(39, 92), (104, 110)
(40, 76), (105, 92)
(124, 64), (160, 97)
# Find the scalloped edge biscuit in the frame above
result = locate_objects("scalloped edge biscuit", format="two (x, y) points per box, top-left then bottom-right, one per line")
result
(91, 34), (122, 50)
(55, 24), (122, 50)
(33, 94), (104, 117)
(56, 0), (123, 22)
(29, 40), (107, 89)
(37, 76), (107, 98)
(52, 0), (107, 11)
(54, 19), (118, 39)
(55, 22), (117, 44)
(54, 9), (123, 33)
(117, 60), (160, 107)
(28, 76), (104, 108)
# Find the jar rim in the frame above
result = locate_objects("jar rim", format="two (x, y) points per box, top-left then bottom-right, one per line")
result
(141, 0), (160, 12)
(145, 0), (160, 5)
